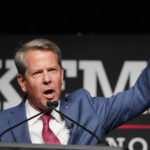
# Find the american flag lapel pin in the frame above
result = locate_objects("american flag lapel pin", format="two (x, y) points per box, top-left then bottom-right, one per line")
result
(65, 103), (71, 109)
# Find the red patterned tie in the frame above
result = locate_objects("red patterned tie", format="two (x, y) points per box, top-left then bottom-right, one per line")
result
(41, 114), (61, 144)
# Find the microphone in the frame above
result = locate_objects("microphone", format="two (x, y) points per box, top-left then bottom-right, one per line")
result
(47, 101), (101, 144)
(0, 105), (55, 142)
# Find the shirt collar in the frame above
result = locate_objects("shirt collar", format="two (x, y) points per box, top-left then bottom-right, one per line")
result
(25, 99), (63, 126)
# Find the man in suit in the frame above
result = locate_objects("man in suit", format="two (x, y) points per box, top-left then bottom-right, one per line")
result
(0, 38), (150, 145)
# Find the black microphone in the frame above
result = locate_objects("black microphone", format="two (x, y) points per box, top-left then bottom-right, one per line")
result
(47, 101), (101, 144)
(0, 105), (54, 142)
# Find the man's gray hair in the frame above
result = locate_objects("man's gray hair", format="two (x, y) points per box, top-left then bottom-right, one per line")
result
(14, 38), (62, 78)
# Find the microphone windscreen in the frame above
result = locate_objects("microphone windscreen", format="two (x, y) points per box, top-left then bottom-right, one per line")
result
(47, 101), (58, 109)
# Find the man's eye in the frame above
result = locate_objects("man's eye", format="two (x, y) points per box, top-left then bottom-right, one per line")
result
(35, 72), (40, 74)
(32, 72), (41, 77)
(49, 69), (57, 72)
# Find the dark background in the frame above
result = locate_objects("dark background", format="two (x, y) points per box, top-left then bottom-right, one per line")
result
(0, 2), (150, 35)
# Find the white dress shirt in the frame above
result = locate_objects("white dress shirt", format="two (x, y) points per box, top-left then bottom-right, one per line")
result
(25, 100), (70, 144)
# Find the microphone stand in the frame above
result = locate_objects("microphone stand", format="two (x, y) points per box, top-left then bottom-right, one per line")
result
(0, 101), (101, 144)
(0, 107), (51, 142)
(47, 101), (101, 144)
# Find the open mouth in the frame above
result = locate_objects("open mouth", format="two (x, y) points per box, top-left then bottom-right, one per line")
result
(43, 89), (55, 99)
(44, 89), (54, 94)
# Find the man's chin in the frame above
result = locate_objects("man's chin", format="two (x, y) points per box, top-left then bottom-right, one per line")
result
(47, 98), (58, 103)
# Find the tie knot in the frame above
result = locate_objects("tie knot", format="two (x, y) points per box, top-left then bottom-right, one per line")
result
(41, 114), (52, 125)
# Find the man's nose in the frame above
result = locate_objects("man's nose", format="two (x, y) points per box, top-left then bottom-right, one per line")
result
(43, 71), (51, 84)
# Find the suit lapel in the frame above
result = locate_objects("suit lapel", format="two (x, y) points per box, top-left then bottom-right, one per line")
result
(60, 93), (99, 145)
(8, 100), (31, 143)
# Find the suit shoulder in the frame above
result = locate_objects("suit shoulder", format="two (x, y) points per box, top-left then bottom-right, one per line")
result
(0, 101), (24, 118)
(64, 88), (93, 103)
(67, 88), (91, 98)
(0, 107), (14, 119)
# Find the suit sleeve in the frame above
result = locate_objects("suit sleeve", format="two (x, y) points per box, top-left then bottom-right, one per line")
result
(91, 60), (150, 134)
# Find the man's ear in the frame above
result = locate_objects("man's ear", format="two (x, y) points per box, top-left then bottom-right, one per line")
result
(61, 67), (64, 85)
(17, 74), (27, 92)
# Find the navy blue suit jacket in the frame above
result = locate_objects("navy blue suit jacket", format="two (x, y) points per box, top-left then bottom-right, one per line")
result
(1, 62), (150, 145)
